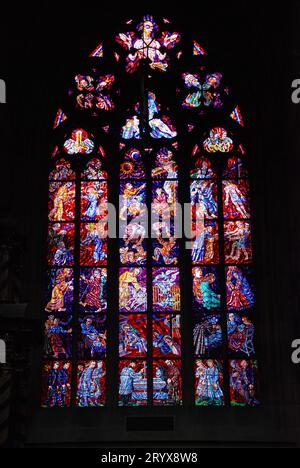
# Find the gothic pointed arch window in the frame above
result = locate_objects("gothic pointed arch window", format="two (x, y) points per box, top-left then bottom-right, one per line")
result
(42, 15), (259, 409)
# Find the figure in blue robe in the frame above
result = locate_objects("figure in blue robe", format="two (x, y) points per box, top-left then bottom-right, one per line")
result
(153, 367), (168, 401)
(230, 361), (258, 406)
(227, 268), (254, 310)
(119, 364), (143, 406)
(81, 320), (105, 357)
(148, 93), (177, 139)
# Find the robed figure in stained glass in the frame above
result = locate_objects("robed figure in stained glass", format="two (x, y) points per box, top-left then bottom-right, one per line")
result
(195, 360), (224, 406)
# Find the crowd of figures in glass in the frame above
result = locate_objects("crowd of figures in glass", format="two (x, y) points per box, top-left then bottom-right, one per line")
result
(42, 14), (259, 408)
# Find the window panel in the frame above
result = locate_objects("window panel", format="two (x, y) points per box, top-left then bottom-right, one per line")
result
(227, 313), (255, 357)
(48, 182), (76, 222)
(41, 361), (72, 408)
(153, 360), (182, 406)
(191, 120), (258, 406)
(119, 224), (147, 265)
(152, 148), (178, 179)
(120, 181), (147, 223)
(226, 266), (255, 311)
(152, 180), (178, 220)
(119, 268), (147, 313)
(119, 314), (148, 358)
(47, 223), (75, 267)
(116, 17), (180, 74)
(121, 93), (177, 140)
(76, 361), (106, 407)
(80, 222), (108, 266)
(153, 314), (181, 358)
(45, 268), (74, 314)
(75, 74), (116, 113)
(44, 313), (73, 359)
(79, 268), (107, 313)
(81, 158), (108, 180)
(64, 129), (94, 155)
(78, 314), (107, 359)
(222, 180), (251, 220)
(191, 220), (219, 265)
(224, 221), (252, 264)
(182, 71), (223, 110)
(152, 237), (179, 266)
(229, 360), (259, 407)
(203, 127), (234, 153)
(193, 314), (222, 357)
(44, 14), (260, 409)
(190, 157), (217, 180)
(49, 159), (75, 181)
(152, 267), (181, 313)
(192, 266), (221, 312)
(120, 148), (146, 179)
(80, 181), (108, 222)
(118, 360), (147, 407)
(223, 156), (248, 180)
(191, 180), (218, 220)
(195, 360), (225, 406)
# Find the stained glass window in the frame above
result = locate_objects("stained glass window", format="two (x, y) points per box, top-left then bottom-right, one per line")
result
(43, 14), (259, 408)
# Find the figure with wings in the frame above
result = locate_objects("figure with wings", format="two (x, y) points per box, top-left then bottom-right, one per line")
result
(116, 15), (180, 73)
